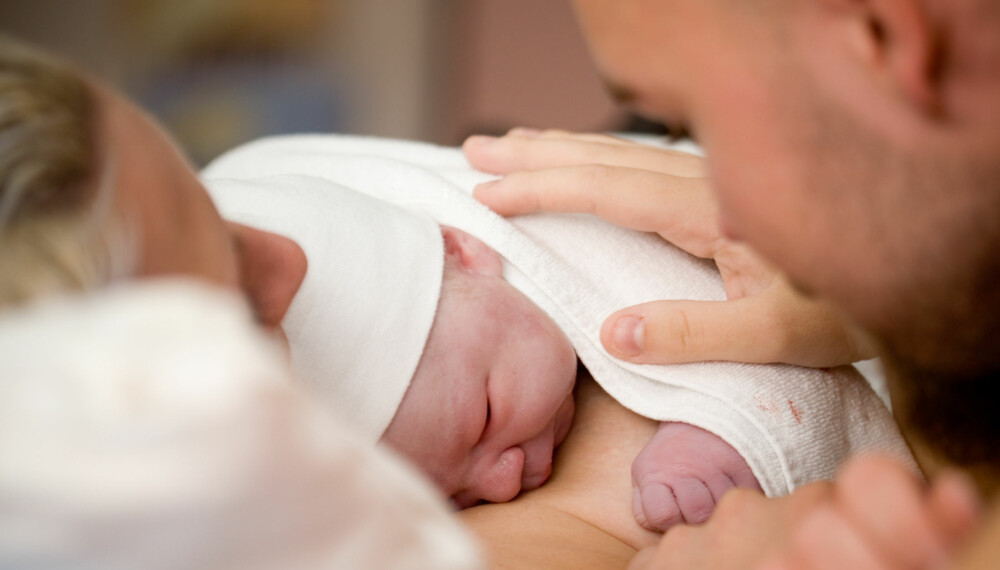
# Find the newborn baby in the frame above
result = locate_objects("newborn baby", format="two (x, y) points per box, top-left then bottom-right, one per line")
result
(382, 223), (578, 507)
(386, 224), (759, 513)
(203, 134), (915, 534)
(206, 172), (759, 523)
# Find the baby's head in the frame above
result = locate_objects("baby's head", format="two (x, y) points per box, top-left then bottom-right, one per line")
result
(208, 176), (576, 508)
(382, 226), (577, 508)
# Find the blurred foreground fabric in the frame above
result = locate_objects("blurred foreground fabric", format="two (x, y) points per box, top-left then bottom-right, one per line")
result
(0, 279), (482, 570)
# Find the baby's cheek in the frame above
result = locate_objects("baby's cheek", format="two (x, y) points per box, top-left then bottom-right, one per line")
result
(380, 394), (454, 494)
(554, 396), (575, 446)
(529, 317), (577, 383)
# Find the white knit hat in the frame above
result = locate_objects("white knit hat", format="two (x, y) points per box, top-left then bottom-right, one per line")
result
(207, 174), (444, 441)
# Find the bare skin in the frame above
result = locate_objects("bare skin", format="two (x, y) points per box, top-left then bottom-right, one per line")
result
(460, 375), (984, 570)
(459, 372), (661, 569)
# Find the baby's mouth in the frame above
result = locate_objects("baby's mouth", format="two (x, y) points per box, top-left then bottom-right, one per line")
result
(449, 494), (481, 510)
(521, 460), (552, 491)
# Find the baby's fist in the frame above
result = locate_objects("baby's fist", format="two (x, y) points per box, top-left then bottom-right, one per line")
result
(631, 421), (761, 532)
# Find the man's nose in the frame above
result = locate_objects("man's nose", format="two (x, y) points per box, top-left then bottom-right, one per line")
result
(229, 223), (308, 330)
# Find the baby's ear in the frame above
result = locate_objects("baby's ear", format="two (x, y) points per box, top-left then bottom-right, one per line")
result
(440, 225), (503, 278)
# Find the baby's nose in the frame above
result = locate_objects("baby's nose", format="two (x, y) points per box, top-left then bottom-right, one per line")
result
(228, 223), (307, 330)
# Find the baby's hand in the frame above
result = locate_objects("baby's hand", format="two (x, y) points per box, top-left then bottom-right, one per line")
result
(631, 421), (761, 532)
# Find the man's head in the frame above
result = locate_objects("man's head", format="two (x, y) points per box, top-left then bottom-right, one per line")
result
(569, 0), (1000, 470)
(382, 226), (577, 509)
(0, 35), (306, 336)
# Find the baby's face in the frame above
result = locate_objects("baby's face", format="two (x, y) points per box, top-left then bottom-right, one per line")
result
(382, 227), (577, 508)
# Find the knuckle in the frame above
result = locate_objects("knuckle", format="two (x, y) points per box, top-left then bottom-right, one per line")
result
(659, 308), (698, 359)
(755, 292), (815, 365)
(574, 145), (610, 166)
(761, 310), (796, 362)
(577, 163), (619, 184)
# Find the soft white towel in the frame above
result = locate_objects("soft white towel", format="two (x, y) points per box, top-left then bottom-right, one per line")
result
(203, 134), (918, 496)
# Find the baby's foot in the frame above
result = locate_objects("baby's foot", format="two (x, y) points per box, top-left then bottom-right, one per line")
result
(631, 421), (761, 532)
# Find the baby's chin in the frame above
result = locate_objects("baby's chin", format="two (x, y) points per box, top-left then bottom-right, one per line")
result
(554, 393), (576, 448)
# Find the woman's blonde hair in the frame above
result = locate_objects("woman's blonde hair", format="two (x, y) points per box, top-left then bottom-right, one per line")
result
(0, 35), (133, 308)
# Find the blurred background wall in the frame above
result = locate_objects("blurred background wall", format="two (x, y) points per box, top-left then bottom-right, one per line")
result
(0, 0), (632, 165)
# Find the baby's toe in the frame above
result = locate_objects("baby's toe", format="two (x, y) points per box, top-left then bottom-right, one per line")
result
(634, 482), (683, 532)
(704, 470), (740, 504)
(672, 477), (716, 525)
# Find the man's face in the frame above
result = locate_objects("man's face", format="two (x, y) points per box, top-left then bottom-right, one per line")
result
(572, 0), (1000, 474)
(96, 86), (307, 338)
(382, 227), (577, 509)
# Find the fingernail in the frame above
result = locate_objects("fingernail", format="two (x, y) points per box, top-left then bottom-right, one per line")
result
(465, 135), (497, 147)
(509, 127), (541, 138)
(612, 315), (644, 357)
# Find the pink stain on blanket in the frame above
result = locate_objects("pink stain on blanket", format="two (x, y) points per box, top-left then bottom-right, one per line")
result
(754, 394), (780, 417)
(788, 400), (803, 424)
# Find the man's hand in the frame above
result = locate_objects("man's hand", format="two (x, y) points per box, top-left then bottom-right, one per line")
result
(463, 129), (874, 368)
(759, 457), (981, 570)
(628, 481), (832, 570)
(626, 456), (982, 570)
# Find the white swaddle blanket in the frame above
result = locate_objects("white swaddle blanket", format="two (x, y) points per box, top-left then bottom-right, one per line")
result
(203, 134), (917, 497)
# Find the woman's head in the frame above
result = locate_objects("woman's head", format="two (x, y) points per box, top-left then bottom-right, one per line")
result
(0, 35), (305, 336)
(0, 34), (120, 305)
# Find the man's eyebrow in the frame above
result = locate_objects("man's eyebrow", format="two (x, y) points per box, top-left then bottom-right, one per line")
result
(602, 78), (639, 105)
(229, 228), (247, 281)
(601, 78), (695, 142)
